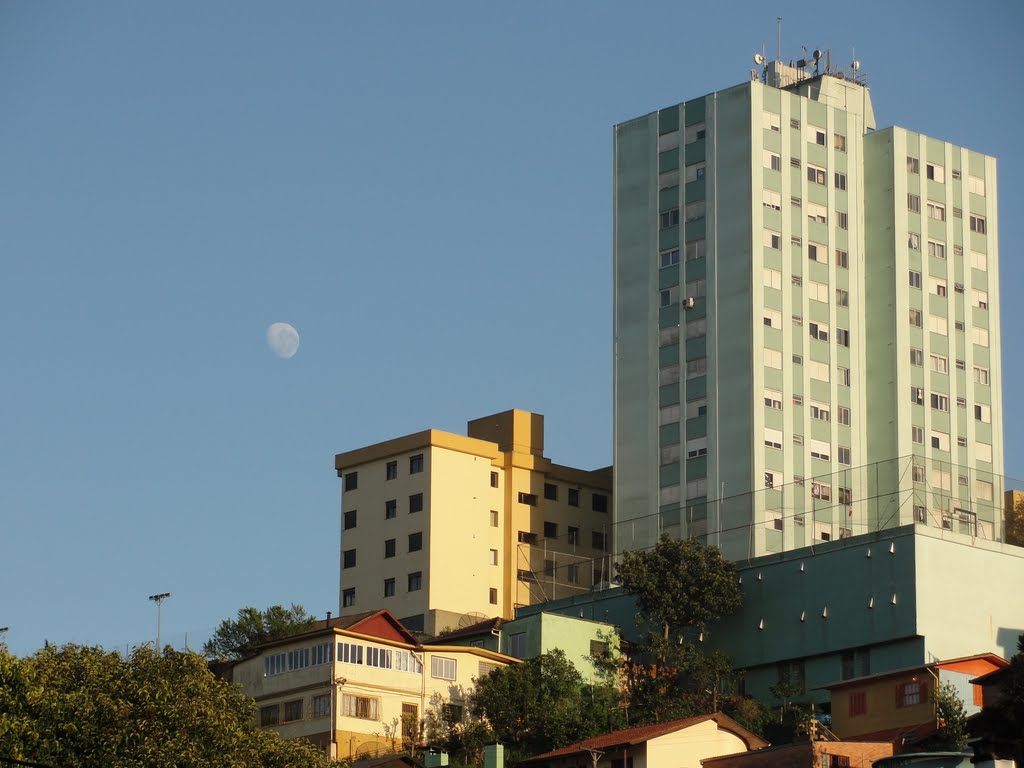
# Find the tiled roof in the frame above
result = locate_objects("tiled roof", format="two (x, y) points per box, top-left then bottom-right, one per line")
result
(521, 713), (768, 763)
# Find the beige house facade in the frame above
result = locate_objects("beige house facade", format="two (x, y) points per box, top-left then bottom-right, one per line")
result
(335, 410), (612, 634)
(231, 610), (517, 759)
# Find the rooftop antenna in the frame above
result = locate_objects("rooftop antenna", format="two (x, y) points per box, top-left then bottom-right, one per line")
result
(776, 17), (782, 61)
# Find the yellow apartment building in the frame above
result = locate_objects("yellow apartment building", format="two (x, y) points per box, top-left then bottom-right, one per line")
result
(334, 410), (613, 635)
(232, 609), (517, 759)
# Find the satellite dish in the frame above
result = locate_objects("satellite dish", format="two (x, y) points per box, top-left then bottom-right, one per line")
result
(852, 60), (861, 71)
(812, 49), (823, 61)
(754, 53), (766, 66)
(456, 611), (490, 629)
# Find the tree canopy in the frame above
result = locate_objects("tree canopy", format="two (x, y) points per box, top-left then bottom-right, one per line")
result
(469, 650), (619, 762)
(203, 604), (317, 659)
(616, 533), (742, 641)
(0, 642), (324, 768)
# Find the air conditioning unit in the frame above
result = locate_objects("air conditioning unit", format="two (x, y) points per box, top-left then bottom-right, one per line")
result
(683, 297), (695, 310)
(839, 527), (853, 539)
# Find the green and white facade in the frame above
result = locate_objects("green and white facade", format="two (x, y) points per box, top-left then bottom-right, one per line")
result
(613, 64), (1004, 561)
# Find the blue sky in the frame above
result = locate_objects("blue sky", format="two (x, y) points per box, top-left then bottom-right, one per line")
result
(2, 1), (1022, 656)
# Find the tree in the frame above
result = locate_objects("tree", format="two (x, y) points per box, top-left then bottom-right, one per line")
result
(469, 650), (615, 762)
(614, 535), (745, 725)
(1008, 496), (1024, 547)
(203, 604), (317, 659)
(616, 534), (742, 642)
(927, 682), (968, 752)
(0, 642), (325, 768)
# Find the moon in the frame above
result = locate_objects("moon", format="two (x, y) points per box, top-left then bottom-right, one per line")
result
(266, 322), (300, 359)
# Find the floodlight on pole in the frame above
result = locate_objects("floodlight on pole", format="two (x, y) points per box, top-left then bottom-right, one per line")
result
(148, 593), (171, 651)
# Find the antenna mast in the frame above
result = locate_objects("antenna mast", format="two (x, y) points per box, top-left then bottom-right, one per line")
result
(776, 17), (782, 61)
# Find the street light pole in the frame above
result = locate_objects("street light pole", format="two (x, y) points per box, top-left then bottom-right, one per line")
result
(148, 593), (171, 651)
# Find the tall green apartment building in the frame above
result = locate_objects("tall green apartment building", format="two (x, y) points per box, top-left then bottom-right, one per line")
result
(614, 61), (1003, 561)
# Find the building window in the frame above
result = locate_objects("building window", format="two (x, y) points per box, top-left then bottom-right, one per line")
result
(764, 389), (783, 410)
(909, 309), (922, 327)
(836, 328), (850, 347)
(264, 653), (286, 677)
(909, 232), (921, 250)
(488, 548), (499, 566)
(838, 367), (850, 386)
(490, 471), (499, 487)
(685, 161), (706, 183)
(344, 510), (357, 530)
(810, 440), (831, 462)
(931, 393), (949, 412)
(849, 691), (867, 717)
(763, 229), (782, 249)
(384, 578), (395, 597)
(366, 647), (393, 669)
(763, 189), (782, 210)
(385, 461), (398, 481)
(409, 454), (424, 474)
(926, 163), (945, 183)
(930, 354), (948, 374)
(684, 122), (706, 143)
(430, 656), (457, 681)
(807, 202), (827, 224)
(837, 406), (851, 426)
(834, 133), (847, 152)
(931, 431), (950, 451)
(907, 156), (920, 174)
(659, 248), (680, 269)
(518, 531), (538, 545)
(343, 472), (358, 492)
(543, 483), (558, 500)
(686, 358), (707, 379)
(970, 214), (987, 234)
(660, 209), (680, 229)
(408, 572), (422, 592)
(343, 588), (356, 607)
(337, 641), (363, 665)
(927, 201), (945, 221)
(343, 549), (357, 569)
(930, 277), (947, 297)
(910, 348), (923, 366)
(810, 402), (831, 422)
(808, 126), (826, 146)
(687, 436), (708, 457)
(973, 327), (990, 347)
(836, 288), (849, 307)
(509, 633), (527, 659)
(838, 447), (852, 465)
(763, 149), (782, 172)
(592, 531), (607, 551)
(835, 249), (848, 268)
(764, 348), (783, 369)
(808, 242), (827, 263)
(835, 211), (848, 230)
(489, 510), (499, 527)
(409, 493), (423, 513)
(909, 270), (922, 289)
(385, 499), (397, 519)
(896, 681), (928, 707)
(928, 240), (946, 259)
(809, 322), (829, 342)
(807, 164), (827, 185)
(287, 650), (310, 672)
(973, 289), (989, 310)
(312, 694), (331, 718)
(968, 175), (986, 196)
(408, 532), (422, 552)
(518, 492), (538, 506)
(260, 704), (280, 726)
(764, 428), (783, 450)
(975, 403), (991, 423)
(974, 366), (990, 385)
(568, 488), (579, 507)
(489, 587), (498, 604)
(543, 521), (558, 539)
(912, 426), (924, 444)
(685, 239), (705, 261)
(342, 694), (379, 720)
(763, 111), (781, 131)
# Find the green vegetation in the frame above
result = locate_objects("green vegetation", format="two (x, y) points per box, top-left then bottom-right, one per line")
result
(0, 642), (325, 767)
(203, 603), (317, 660)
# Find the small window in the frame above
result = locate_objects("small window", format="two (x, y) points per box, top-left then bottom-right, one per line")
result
(592, 531), (607, 551)
(384, 578), (395, 597)
(409, 454), (424, 474)
(763, 111), (781, 132)
(568, 488), (579, 507)
(384, 539), (396, 558)
(659, 248), (680, 268)
(342, 588), (356, 607)
(834, 172), (847, 191)
(807, 164), (827, 185)
(409, 493), (423, 513)
(385, 499), (397, 519)
(659, 209), (680, 230)
(927, 201), (945, 221)
(909, 270), (922, 289)
(489, 588), (498, 605)
(835, 249), (849, 268)
(489, 548), (498, 565)
(386, 461), (398, 480)
(518, 531), (538, 545)
(408, 572), (423, 592)
(926, 163), (945, 183)
(489, 510), (499, 527)
(763, 150), (782, 172)
(593, 494), (609, 513)
(970, 214), (987, 234)
(907, 156), (920, 174)
(835, 211), (848, 230)
(837, 406), (851, 426)
(344, 510), (357, 530)
(543, 521), (558, 539)
(343, 549), (357, 569)
(684, 122), (706, 144)
(408, 532), (422, 552)
(344, 472), (358, 492)
(490, 471), (499, 488)
(544, 483), (558, 500)
(518, 492), (538, 506)
(834, 134), (847, 152)
(568, 526), (580, 545)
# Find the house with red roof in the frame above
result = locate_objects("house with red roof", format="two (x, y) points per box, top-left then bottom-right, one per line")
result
(520, 712), (768, 768)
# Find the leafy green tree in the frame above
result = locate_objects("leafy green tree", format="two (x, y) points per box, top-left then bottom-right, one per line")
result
(0, 642), (325, 768)
(926, 682), (969, 751)
(469, 650), (614, 762)
(617, 534), (742, 642)
(204, 604), (316, 659)
(614, 535), (745, 725)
